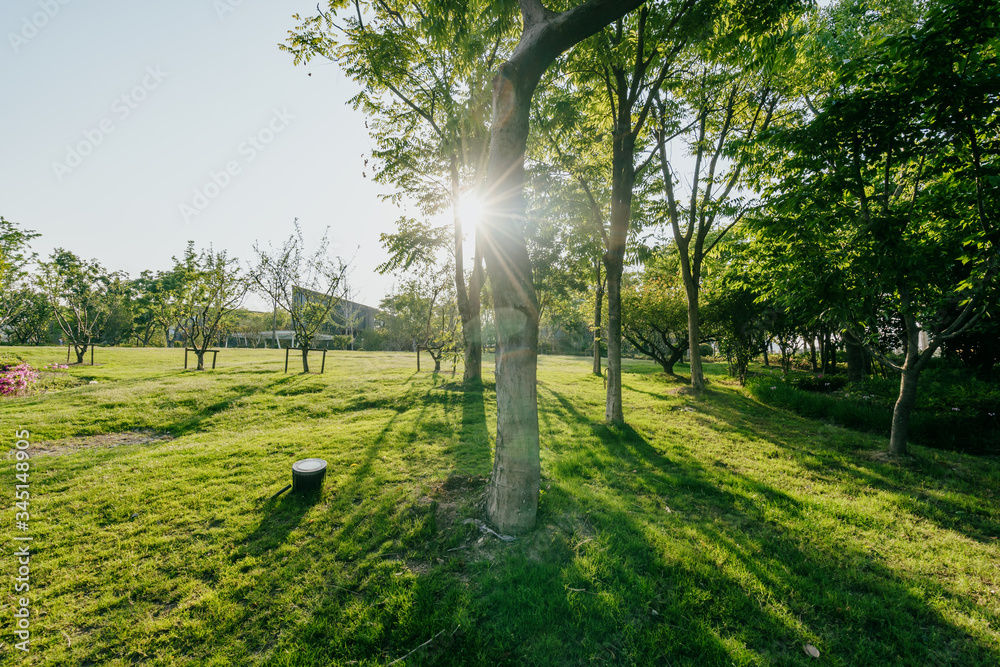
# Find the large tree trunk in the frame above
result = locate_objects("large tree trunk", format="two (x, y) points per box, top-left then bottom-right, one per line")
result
(480, 0), (644, 534)
(196, 350), (205, 371)
(481, 0), (644, 535)
(482, 60), (542, 536)
(593, 261), (603, 376)
(662, 345), (684, 375)
(75, 345), (86, 364)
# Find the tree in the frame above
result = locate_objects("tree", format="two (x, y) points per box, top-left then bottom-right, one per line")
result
(0, 217), (40, 331)
(381, 266), (459, 371)
(283, 1), (512, 382)
(574, 3), (708, 422)
(702, 239), (769, 385)
(751, 0), (999, 455)
(652, 33), (788, 391)
(168, 243), (247, 371)
(249, 223), (347, 373)
(38, 250), (123, 363)
(478, 0), (646, 533)
(622, 251), (689, 375)
(5, 288), (52, 345)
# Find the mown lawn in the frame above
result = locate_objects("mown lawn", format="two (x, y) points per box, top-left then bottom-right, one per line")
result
(1, 347), (998, 666)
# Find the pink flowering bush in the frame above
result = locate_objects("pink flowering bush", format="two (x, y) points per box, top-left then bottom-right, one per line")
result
(0, 361), (39, 397)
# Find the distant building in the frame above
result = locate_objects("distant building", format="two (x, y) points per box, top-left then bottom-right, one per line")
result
(291, 286), (379, 336)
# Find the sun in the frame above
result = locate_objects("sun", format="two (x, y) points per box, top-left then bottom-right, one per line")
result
(457, 194), (485, 231)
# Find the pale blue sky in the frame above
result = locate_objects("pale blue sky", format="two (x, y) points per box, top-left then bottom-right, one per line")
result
(0, 0), (405, 308)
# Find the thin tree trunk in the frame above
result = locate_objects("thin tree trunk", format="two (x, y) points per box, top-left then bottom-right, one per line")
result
(827, 332), (837, 373)
(604, 130), (634, 424)
(301, 347), (310, 373)
(593, 261), (604, 376)
(451, 154), (484, 383)
(76, 346), (86, 364)
(684, 277), (704, 391)
(889, 312), (926, 456)
(273, 301), (279, 350)
(196, 350), (205, 371)
(604, 254), (624, 423)
(889, 368), (919, 456)
(845, 330), (864, 382)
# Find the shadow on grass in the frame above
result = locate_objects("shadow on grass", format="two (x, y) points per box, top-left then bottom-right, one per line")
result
(141, 365), (998, 666)
(693, 387), (1000, 547)
(532, 382), (998, 666)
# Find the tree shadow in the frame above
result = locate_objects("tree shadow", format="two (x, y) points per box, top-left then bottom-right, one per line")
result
(690, 387), (1000, 547)
(532, 382), (998, 665)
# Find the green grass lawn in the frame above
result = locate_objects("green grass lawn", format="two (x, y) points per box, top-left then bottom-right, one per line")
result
(1, 347), (998, 666)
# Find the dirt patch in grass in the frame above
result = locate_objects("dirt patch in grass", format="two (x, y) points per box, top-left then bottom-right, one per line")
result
(427, 474), (488, 530)
(14, 430), (175, 457)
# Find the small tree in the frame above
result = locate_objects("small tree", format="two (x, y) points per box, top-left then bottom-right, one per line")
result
(38, 250), (123, 364)
(0, 217), (40, 331)
(622, 258), (689, 376)
(169, 243), (247, 371)
(6, 288), (52, 345)
(249, 222), (347, 372)
(381, 266), (458, 372)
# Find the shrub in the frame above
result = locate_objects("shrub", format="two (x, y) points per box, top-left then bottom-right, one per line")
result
(330, 335), (353, 350)
(795, 375), (849, 393)
(356, 329), (387, 351)
(0, 360), (39, 397)
(748, 373), (999, 454)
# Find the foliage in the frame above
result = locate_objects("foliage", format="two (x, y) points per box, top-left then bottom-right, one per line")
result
(621, 251), (688, 374)
(0, 216), (40, 329)
(379, 266), (458, 367)
(749, 363), (1000, 454)
(4, 287), (53, 345)
(0, 357), (37, 396)
(329, 334), (353, 350)
(795, 374), (849, 392)
(38, 249), (125, 362)
(166, 243), (248, 370)
(747, 0), (999, 452)
(248, 221), (348, 370)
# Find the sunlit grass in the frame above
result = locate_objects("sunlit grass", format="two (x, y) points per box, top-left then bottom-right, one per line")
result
(0, 347), (997, 666)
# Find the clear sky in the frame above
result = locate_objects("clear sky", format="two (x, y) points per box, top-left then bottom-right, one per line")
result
(0, 0), (406, 309)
